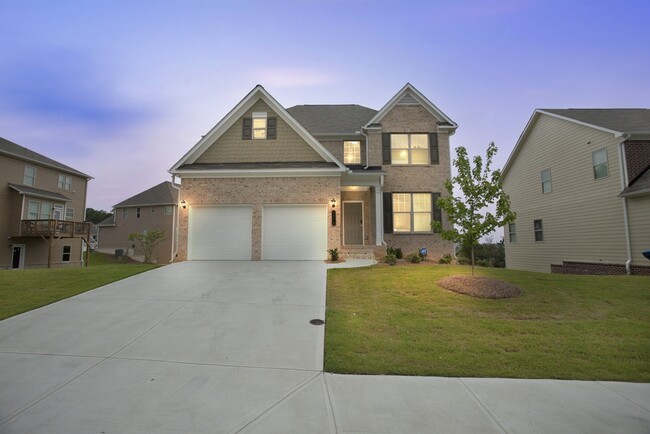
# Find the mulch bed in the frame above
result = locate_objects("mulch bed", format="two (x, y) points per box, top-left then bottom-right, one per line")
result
(437, 275), (522, 299)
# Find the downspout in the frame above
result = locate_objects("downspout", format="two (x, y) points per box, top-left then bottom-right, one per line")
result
(169, 176), (181, 263)
(617, 134), (632, 275)
(361, 128), (370, 169)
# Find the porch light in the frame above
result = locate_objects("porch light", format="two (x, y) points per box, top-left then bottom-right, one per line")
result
(180, 200), (187, 209)
(330, 198), (337, 208)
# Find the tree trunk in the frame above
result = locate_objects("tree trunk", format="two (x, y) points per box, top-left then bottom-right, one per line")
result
(471, 245), (475, 276)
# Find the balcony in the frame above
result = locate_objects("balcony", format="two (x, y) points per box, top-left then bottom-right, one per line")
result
(19, 220), (91, 238)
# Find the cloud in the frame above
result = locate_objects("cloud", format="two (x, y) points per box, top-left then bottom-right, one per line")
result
(247, 66), (337, 88)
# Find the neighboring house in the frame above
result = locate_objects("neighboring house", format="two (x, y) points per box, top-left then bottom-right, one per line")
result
(501, 109), (650, 275)
(0, 136), (92, 269)
(97, 181), (179, 264)
(169, 83), (457, 261)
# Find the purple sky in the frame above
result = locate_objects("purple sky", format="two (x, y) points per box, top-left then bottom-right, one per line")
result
(1, 0), (649, 212)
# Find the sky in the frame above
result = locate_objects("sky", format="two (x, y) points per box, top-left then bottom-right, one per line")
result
(1, 0), (649, 212)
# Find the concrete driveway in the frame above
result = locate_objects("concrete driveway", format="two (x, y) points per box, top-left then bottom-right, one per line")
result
(1, 261), (649, 433)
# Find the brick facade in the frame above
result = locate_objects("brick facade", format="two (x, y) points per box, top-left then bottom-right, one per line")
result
(551, 261), (650, 276)
(624, 140), (650, 182)
(177, 177), (340, 261)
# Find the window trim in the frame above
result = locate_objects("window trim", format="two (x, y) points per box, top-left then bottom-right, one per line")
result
(392, 192), (433, 233)
(65, 207), (74, 221)
(390, 133), (430, 166)
(541, 168), (552, 193)
(62, 245), (71, 262)
(592, 148), (609, 180)
(343, 141), (361, 164)
(534, 219), (544, 242)
(58, 174), (72, 190)
(508, 223), (517, 243)
(23, 166), (36, 186)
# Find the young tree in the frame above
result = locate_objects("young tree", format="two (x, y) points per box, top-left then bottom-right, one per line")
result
(432, 142), (515, 275)
(128, 230), (166, 263)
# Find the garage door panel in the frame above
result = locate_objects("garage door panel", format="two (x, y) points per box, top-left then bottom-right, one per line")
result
(189, 206), (252, 260)
(262, 205), (327, 260)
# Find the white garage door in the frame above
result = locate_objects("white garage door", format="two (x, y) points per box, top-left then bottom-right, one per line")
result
(188, 206), (252, 260)
(262, 205), (327, 260)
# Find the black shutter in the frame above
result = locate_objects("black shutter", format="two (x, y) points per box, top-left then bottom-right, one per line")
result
(382, 133), (391, 164)
(242, 118), (252, 140)
(267, 117), (277, 139)
(432, 192), (442, 232)
(383, 192), (393, 234)
(429, 133), (439, 164)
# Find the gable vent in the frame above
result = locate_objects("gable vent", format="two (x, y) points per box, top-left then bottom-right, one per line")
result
(397, 93), (419, 105)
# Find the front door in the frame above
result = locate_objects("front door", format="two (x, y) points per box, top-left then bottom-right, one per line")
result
(343, 202), (363, 245)
(11, 245), (25, 269)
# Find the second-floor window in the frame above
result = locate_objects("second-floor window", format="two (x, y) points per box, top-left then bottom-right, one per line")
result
(541, 169), (552, 193)
(28, 200), (39, 219)
(58, 174), (72, 190)
(40, 202), (52, 219)
(344, 141), (361, 164)
(136, 207), (141, 218)
(122, 208), (128, 219)
(391, 134), (429, 165)
(592, 148), (608, 179)
(24, 166), (36, 186)
(66, 207), (74, 220)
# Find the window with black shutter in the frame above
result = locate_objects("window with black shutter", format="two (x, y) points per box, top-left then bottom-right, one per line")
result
(242, 118), (252, 140)
(429, 133), (439, 165)
(382, 133), (391, 164)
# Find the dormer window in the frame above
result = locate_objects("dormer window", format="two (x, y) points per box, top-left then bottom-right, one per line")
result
(252, 112), (267, 139)
(344, 141), (361, 164)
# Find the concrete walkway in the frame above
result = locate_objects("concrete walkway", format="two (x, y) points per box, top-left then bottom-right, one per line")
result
(0, 261), (648, 433)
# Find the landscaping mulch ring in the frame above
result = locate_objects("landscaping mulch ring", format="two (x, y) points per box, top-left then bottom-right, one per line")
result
(437, 275), (522, 299)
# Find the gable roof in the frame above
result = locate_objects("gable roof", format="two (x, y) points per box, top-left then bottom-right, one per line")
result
(114, 181), (179, 208)
(170, 85), (346, 173)
(287, 105), (377, 135)
(540, 109), (650, 136)
(0, 136), (91, 179)
(97, 214), (115, 226)
(502, 108), (650, 179)
(363, 83), (458, 133)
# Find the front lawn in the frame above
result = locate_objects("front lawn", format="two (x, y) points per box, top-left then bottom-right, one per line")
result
(325, 265), (650, 382)
(0, 253), (157, 320)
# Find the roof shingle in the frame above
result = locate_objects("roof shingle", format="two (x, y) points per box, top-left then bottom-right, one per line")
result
(114, 181), (179, 208)
(287, 105), (377, 135)
(0, 136), (91, 178)
(541, 109), (650, 134)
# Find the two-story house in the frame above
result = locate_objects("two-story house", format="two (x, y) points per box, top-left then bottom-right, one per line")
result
(169, 83), (456, 261)
(0, 137), (92, 269)
(501, 109), (650, 275)
(97, 181), (179, 264)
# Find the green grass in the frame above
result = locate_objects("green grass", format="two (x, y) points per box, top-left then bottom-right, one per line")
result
(0, 252), (158, 321)
(325, 264), (650, 382)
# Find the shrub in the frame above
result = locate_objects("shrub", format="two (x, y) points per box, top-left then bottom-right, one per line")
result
(438, 254), (453, 264)
(384, 253), (397, 265)
(477, 259), (490, 267)
(456, 255), (471, 265)
(408, 253), (422, 263)
(328, 248), (340, 262)
(386, 246), (403, 259)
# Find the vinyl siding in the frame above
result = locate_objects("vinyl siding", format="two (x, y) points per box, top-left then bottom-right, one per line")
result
(503, 114), (628, 273)
(627, 196), (650, 266)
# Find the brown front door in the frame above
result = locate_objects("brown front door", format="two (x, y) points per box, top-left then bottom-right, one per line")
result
(343, 202), (363, 245)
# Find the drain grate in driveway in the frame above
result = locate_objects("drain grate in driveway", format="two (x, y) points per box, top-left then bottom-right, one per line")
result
(309, 319), (325, 326)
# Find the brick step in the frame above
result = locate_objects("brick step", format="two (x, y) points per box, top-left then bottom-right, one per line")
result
(340, 246), (386, 260)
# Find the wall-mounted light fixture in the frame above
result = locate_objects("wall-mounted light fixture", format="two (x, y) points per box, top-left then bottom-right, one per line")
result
(180, 200), (187, 209)
(330, 198), (337, 208)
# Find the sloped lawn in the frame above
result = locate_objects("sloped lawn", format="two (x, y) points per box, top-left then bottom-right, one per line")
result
(325, 264), (650, 382)
(0, 253), (157, 320)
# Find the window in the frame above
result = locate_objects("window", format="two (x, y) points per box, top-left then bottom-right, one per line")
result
(62, 245), (71, 262)
(40, 202), (52, 220)
(151, 207), (156, 213)
(65, 207), (74, 220)
(252, 112), (267, 139)
(24, 166), (36, 186)
(28, 200), (39, 219)
(534, 219), (543, 242)
(122, 208), (128, 219)
(541, 169), (552, 193)
(393, 193), (432, 232)
(391, 134), (429, 165)
(344, 141), (361, 164)
(508, 223), (517, 243)
(58, 174), (72, 190)
(592, 148), (608, 179)
(164, 205), (173, 215)
(136, 207), (141, 218)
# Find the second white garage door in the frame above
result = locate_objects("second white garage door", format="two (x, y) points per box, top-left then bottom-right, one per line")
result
(262, 205), (327, 260)
(188, 206), (252, 260)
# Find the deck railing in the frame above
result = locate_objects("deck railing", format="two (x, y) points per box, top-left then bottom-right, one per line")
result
(20, 220), (91, 238)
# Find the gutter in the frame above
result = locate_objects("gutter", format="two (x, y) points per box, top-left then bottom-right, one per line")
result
(617, 134), (632, 275)
(169, 177), (181, 263)
(359, 128), (370, 169)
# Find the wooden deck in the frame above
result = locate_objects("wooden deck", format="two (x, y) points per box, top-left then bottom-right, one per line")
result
(19, 220), (91, 238)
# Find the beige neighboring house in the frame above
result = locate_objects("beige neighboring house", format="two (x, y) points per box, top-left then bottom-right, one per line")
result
(97, 181), (179, 264)
(169, 83), (457, 261)
(0, 136), (92, 269)
(502, 109), (650, 275)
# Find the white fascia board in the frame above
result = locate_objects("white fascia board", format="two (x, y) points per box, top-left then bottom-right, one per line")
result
(364, 83), (458, 130)
(170, 85), (346, 171)
(174, 168), (344, 178)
